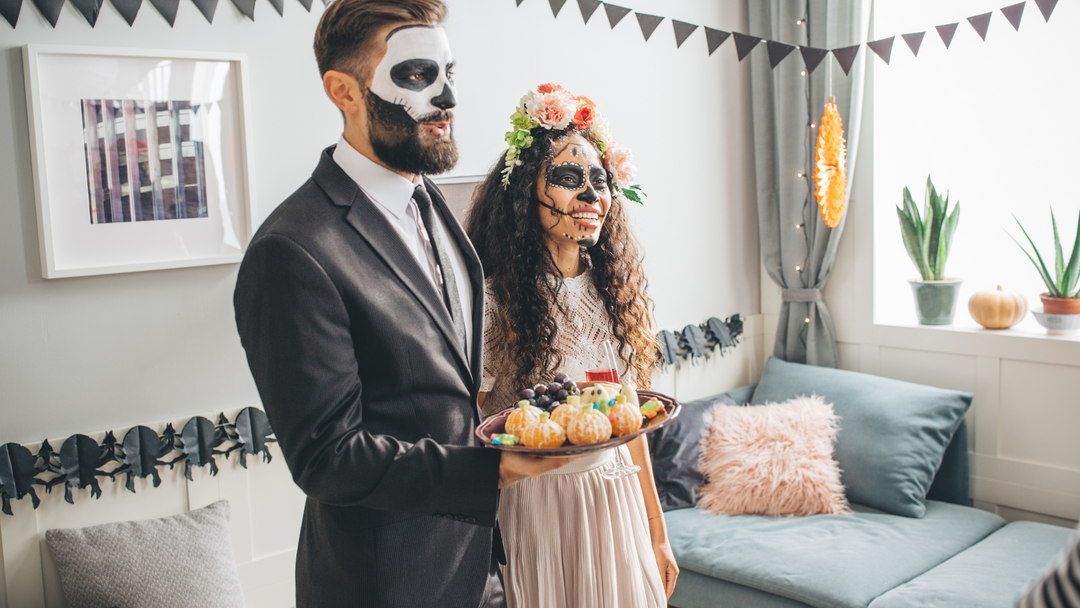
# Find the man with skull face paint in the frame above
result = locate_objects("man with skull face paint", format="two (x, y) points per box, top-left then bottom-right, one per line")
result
(234, 2), (575, 607)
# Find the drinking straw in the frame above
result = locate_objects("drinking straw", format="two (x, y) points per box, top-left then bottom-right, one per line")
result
(603, 339), (620, 383)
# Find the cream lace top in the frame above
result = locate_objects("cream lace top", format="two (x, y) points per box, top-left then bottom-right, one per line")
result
(480, 269), (632, 417)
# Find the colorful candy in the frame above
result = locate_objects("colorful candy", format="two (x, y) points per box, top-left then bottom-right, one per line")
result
(492, 433), (518, 446)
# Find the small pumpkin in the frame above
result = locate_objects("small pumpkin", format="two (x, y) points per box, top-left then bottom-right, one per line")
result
(566, 404), (613, 445)
(609, 395), (642, 437)
(969, 285), (1027, 329)
(505, 400), (543, 437)
(551, 396), (580, 431)
(521, 412), (566, 448)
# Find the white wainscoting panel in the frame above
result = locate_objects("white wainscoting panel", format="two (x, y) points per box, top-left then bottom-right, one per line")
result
(998, 359), (1080, 470)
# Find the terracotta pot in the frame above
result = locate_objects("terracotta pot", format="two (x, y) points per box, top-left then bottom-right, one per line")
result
(1040, 293), (1080, 315)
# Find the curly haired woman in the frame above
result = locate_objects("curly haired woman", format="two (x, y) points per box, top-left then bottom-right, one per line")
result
(466, 85), (678, 608)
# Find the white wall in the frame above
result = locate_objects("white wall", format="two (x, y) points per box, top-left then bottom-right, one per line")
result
(0, 1), (762, 606)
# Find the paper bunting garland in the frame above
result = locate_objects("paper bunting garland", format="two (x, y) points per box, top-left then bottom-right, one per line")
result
(110, 0), (140, 25)
(1001, 2), (1025, 30)
(815, 97), (848, 229)
(266, 0), (281, 17)
(672, 20), (698, 48)
(732, 32), (761, 61)
(937, 23), (959, 48)
(868, 37), (895, 64)
(576, 0), (600, 24)
(800, 46), (829, 73)
(603, 2), (630, 28)
(902, 32), (926, 56)
(31, 0), (63, 26)
(0, 0), (21, 27)
(766, 41), (796, 68)
(832, 44), (860, 75)
(230, 0), (253, 20)
(968, 12), (993, 40)
(149, 0), (178, 25)
(635, 12), (663, 41)
(1034, 0), (1057, 21)
(69, 0), (102, 25)
(548, 0), (565, 18)
(190, 0), (216, 21)
(705, 27), (731, 55)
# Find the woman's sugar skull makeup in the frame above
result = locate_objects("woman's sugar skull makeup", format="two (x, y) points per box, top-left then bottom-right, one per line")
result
(370, 25), (457, 124)
(535, 134), (612, 248)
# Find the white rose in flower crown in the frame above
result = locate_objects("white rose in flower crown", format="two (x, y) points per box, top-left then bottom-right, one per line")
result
(605, 144), (637, 189)
(525, 91), (576, 130)
(589, 115), (612, 145)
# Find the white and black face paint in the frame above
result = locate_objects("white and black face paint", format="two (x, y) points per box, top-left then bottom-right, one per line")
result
(370, 25), (457, 122)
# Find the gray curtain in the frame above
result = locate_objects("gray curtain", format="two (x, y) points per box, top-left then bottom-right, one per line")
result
(748, 0), (871, 367)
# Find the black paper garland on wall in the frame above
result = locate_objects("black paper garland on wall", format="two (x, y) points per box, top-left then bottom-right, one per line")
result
(0, 0), (21, 27)
(1001, 2), (1026, 31)
(902, 32), (926, 56)
(732, 33), (761, 62)
(602, 2), (630, 29)
(576, 0), (600, 24)
(635, 12), (662, 42)
(190, 0), (216, 22)
(0, 407), (277, 515)
(766, 40), (797, 69)
(230, 0), (254, 21)
(968, 11), (993, 40)
(800, 46), (829, 73)
(69, 0), (102, 26)
(149, 0), (178, 26)
(937, 23), (960, 48)
(655, 314), (743, 372)
(548, 0), (565, 19)
(832, 44), (861, 75)
(672, 20), (698, 49)
(704, 27), (731, 56)
(1034, 0), (1057, 21)
(867, 37), (895, 65)
(30, 0), (62, 26)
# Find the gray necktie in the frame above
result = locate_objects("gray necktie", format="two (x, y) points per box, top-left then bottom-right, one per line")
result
(412, 186), (467, 352)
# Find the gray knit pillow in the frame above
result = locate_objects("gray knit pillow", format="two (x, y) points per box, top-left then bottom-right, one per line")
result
(46, 500), (245, 608)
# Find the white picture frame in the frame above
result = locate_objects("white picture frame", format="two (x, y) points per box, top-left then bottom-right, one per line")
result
(23, 45), (256, 279)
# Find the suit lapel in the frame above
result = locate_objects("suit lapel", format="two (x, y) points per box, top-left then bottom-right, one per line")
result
(424, 178), (486, 389)
(312, 148), (472, 380)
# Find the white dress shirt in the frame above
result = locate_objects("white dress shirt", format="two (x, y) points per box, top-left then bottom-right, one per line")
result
(333, 136), (474, 361)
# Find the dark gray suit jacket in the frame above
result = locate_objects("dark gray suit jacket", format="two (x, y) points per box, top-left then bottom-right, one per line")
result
(234, 147), (503, 608)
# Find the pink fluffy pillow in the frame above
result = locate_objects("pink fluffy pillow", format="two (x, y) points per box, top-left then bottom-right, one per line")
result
(697, 395), (850, 517)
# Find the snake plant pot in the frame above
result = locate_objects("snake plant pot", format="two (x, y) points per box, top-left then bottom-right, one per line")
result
(1032, 306), (1080, 335)
(1040, 294), (1080, 315)
(909, 279), (964, 325)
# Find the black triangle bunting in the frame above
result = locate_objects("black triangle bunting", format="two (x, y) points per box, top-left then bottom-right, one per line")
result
(0, 0), (20, 26)
(968, 11), (991, 40)
(110, 0), (140, 24)
(799, 46), (828, 73)
(704, 27), (730, 55)
(635, 12), (662, 41)
(576, 0), (600, 24)
(191, 0), (216, 22)
(296, 0), (310, 12)
(672, 20), (698, 48)
(1001, 2), (1024, 31)
(902, 32), (925, 56)
(732, 32), (761, 61)
(867, 37), (894, 64)
(549, 0), (566, 18)
(832, 44), (860, 75)
(266, 0), (282, 16)
(32, 0), (63, 26)
(766, 40), (795, 68)
(603, 2), (630, 28)
(230, 0), (253, 20)
(70, 0), (102, 25)
(149, 0), (178, 24)
(515, 0), (525, 5)
(936, 23), (958, 48)
(1033, 0), (1057, 21)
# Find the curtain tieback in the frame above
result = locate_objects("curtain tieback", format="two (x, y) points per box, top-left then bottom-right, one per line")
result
(782, 288), (823, 302)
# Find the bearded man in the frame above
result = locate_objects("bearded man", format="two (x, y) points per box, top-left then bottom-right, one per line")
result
(233, 1), (574, 606)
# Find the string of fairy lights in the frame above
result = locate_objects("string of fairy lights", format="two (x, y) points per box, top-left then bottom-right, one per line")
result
(798, 0), (813, 349)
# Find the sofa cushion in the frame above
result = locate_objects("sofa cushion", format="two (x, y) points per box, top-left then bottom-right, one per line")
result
(671, 569), (815, 608)
(649, 392), (736, 511)
(751, 357), (972, 517)
(46, 500), (245, 608)
(868, 521), (1075, 608)
(666, 500), (1005, 608)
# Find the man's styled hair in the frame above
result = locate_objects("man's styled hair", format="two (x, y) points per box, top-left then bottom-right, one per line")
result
(314, 0), (447, 86)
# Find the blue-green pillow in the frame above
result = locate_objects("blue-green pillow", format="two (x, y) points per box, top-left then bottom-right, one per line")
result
(750, 357), (972, 518)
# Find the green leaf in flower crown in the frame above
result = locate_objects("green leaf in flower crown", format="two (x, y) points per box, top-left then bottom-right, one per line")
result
(621, 185), (646, 204)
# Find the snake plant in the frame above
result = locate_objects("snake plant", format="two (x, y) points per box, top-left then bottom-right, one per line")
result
(897, 175), (960, 281)
(1009, 207), (1080, 298)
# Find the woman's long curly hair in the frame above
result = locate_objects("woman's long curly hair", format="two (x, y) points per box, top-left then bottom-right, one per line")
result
(465, 126), (658, 394)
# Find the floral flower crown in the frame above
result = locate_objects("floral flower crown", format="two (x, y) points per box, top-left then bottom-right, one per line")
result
(501, 83), (646, 204)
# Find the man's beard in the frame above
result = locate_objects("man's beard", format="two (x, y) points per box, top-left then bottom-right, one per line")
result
(366, 93), (458, 175)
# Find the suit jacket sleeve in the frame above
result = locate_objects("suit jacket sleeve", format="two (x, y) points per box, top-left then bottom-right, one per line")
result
(234, 233), (501, 526)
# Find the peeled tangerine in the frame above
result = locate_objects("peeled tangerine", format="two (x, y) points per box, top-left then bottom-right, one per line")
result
(609, 395), (642, 437)
(551, 395), (580, 430)
(567, 404), (613, 445)
(505, 400), (542, 437)
(521, 412), (567, 448)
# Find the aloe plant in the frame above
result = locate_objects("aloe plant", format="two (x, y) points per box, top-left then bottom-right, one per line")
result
(1008, 207), (1080, 298)
(896, 176), (960, 281)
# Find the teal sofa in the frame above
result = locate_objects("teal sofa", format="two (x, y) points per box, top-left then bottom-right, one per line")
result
(665, 377), (1074, 608)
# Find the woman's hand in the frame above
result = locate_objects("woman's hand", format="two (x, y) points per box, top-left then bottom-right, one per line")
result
(649, 515), (679, 598)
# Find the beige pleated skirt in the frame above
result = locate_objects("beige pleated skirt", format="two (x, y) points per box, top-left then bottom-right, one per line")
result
(497, 445), (666, 608)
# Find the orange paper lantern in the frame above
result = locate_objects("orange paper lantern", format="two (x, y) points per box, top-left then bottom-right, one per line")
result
(814, 97), (848, 228)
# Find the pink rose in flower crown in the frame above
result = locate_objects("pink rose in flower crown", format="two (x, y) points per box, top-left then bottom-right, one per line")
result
(605, 144), (637, 189)
(536, 83), (564, 94)
(526, 90), (576, 130)
(572, 96), (597, 129)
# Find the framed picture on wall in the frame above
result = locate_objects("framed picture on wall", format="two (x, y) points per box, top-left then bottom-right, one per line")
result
(22, 45), (255, 279)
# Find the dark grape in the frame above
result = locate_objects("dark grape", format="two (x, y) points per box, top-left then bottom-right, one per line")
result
(555, 389), (568, 400)
(519, 388), (535, 400)
(533, 384), (548, 396)
(548, 383), (562, 394)
(554, 372), (569, 383)
(565, 381), (578, 392)
(527, 398), (537, 407)
(537, 395), (551, 407)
